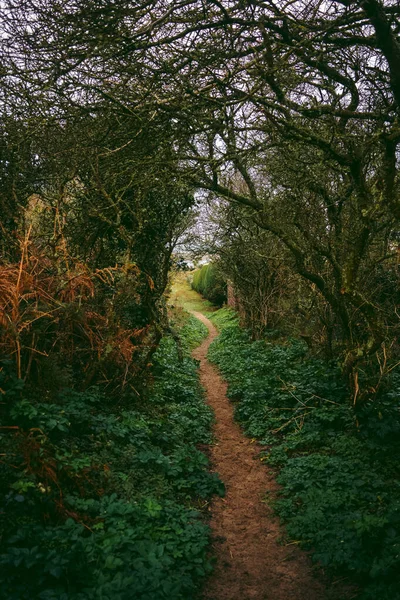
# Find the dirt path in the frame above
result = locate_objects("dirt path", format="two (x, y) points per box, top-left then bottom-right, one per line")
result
(191, 311), (327, 600)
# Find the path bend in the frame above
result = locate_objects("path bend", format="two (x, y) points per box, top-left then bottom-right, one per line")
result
(191, 310), (327, 600)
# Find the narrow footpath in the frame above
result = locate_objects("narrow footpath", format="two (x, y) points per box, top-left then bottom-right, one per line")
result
(191, 310), (327, 600)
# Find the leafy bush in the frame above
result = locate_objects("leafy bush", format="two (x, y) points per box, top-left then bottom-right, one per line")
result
(208, 310), (400, 599)
(191, 264), (227, 306)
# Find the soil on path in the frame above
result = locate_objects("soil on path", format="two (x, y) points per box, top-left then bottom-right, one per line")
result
(191, 310), (327, 600)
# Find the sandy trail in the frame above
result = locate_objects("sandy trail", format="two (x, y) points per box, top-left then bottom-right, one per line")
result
(191, 310), (327, 600)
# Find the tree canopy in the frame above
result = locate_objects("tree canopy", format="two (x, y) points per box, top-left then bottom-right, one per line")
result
(1, 0), (399, 389)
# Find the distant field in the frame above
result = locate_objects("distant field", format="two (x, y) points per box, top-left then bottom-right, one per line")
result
(169, 272), (216, 314)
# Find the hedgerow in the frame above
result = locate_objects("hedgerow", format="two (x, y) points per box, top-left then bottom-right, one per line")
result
(208, 311), (400, 600)
(0, 315), (223, 600)
(191, 264), (227, 306)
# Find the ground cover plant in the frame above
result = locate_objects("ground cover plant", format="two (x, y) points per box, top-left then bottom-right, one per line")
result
(0, 310), (223, 600)
(208, 308), (400, 600)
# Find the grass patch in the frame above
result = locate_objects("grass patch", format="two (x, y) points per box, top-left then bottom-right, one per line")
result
(169, 273), (216, 315)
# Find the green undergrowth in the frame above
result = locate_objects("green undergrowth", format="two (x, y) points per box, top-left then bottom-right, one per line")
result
(208, 310), (400, 600)
(0, 314), (222, 599)
(209, 306), (239, 331)
(176, 313), (209, 350)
